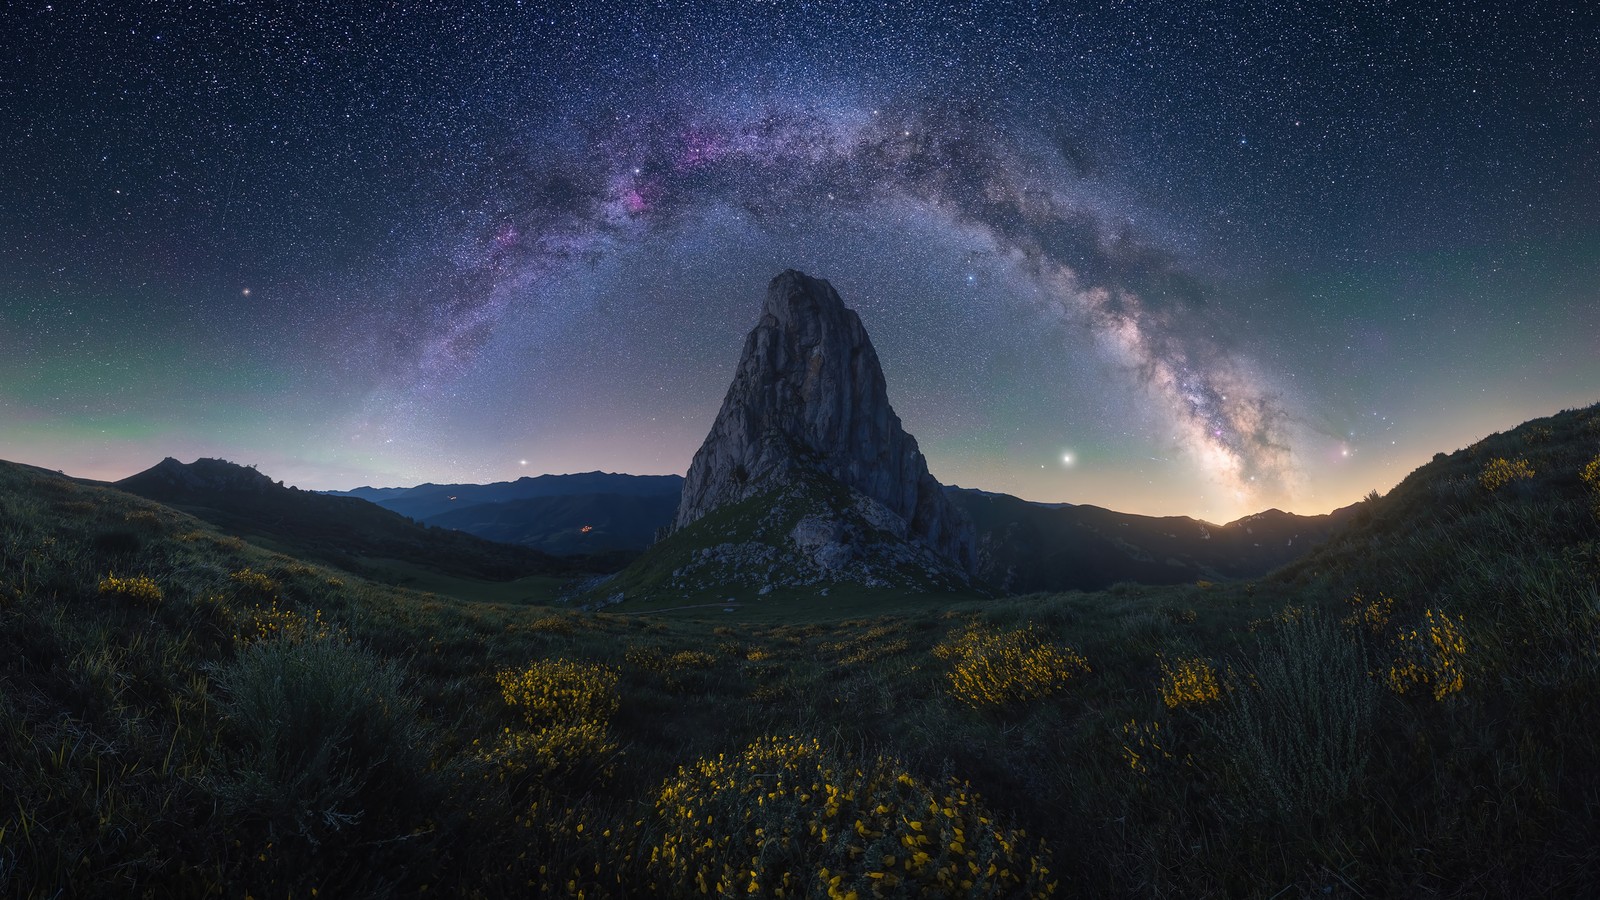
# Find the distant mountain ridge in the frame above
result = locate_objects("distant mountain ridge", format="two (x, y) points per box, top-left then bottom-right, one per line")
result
(112, 457), (598, 581)
(326, 471), (683, 521)
(107, 457), (1356, 592)
(322, 472), (685, 556)
(947, 487), (1359, 593)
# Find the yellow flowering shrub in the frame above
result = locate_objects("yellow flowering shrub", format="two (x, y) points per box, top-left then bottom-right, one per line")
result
(488, 658), (624, 800)
(233, 600), (335, 644)
(496, 658), (619, 728)
(1384, 609), (1467, 700)
(649, 735), (1056, 898)
(933, 624), (1089, 709)
(1120, 719), (1186, 775)
(229, 567), (279, 597)
(625, 645), (716, 672)
(1159, 655), (1222, 708)
(668, 649), (717, 669)
(1582, 454), (1600, 491)
(825, 625), (913, 666)
(1342, 591), (1395, 635)
(1479, 457), (1535, 491)
(98, 573), (163, 606)
(476, 720), (619, 790)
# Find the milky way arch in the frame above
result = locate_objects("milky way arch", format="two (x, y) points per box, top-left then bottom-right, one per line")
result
(370, 96), (1296, 497)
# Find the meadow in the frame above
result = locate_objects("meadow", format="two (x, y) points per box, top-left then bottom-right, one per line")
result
(2, 403), (1599, 898)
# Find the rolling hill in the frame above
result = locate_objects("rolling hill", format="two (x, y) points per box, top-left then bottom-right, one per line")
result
(110, 457), (604, 582)
(949, 487), (1359, 593)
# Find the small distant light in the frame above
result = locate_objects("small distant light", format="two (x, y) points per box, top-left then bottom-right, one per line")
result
(1061, 453), (1074, 466)
(241, 288), (251, 296)
(519, 459), (528, 466)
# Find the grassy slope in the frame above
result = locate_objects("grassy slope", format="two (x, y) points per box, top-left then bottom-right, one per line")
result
(592, 472), (976, 612)
(420, 491), (679, 555)
(110, 460), (612, 583)
(2, 401), (1598, 897)
(952, 488), (1355, 592)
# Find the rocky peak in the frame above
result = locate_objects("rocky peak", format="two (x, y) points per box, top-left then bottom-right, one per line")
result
(118, 457), (279, 496)
(673, 270), (975, 573)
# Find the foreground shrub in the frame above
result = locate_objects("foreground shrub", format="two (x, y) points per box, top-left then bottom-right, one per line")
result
(212, 637), (433, 847)
(1203, 614), (1376, 823)
(496, 658), (619, 727)
(476, 720), (620, 793)
(1479, 457), (1535, 491)
(933, 624), (1089, 709)
(1121, 718), (1188, 775)
(232, 599), (336, 645)
(229, 567), (279, 597)
(649, 735), (1057, 898)
(1159, 655), (1222, 709)
(1384, 608), (1467, 700)
(1341, 591), (1395, 635)
(1582, 454), (1600, 491)
(97, 573), (162, 606)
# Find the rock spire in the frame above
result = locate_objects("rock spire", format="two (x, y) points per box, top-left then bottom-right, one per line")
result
(674, 270), (975, 573)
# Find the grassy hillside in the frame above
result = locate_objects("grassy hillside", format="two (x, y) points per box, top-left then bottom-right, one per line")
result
(951, 488), (1356, 592)
(423, 491), (679, 555)
(111, 457), (611, 583)
(3, 401), (1599, 897)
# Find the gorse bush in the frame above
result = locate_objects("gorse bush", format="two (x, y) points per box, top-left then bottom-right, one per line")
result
(487, 657), (623, 798)
(1581, 454), (1600, 491)
(496, 658), (619, 728)
(229, 566), (279, 597)
(1342, 590), (1395, 635)
(1159, 655), (1222, 709)
(649, 734), (1057, 898)
(933, 624), (1088, 709)
(1582, 454), (1600, 518)
(1383, 608), (1467, 700)
(1479, 456), (1536, 491)
(476, 720), (620, 793)
(97, 572), (162, 606)
(232, 599), (336, 645)
(1121, 718), (1187, 775)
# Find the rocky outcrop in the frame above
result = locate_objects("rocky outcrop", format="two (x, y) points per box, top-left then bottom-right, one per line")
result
(116, 457), (280, 498)
(673, 270), (975, 574)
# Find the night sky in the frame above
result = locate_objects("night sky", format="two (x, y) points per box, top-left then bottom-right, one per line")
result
(2, 1), (1597, 521)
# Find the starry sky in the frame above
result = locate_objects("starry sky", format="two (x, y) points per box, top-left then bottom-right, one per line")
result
(2, 0), (1597, 522)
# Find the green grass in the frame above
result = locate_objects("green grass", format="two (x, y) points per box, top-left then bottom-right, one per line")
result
(3, 402), (1600, 896)
(351, 556), (571, 604)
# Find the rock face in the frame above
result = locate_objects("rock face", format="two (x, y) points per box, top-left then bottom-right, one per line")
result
(674, 270), (976, 574)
